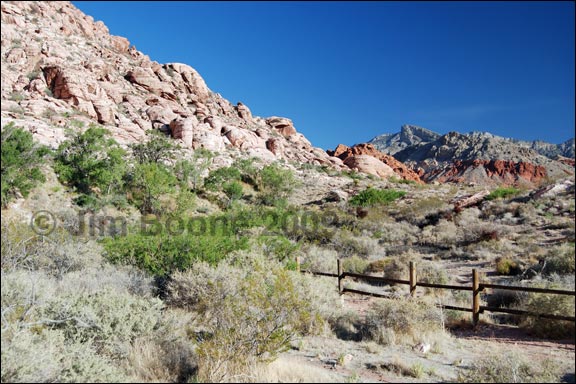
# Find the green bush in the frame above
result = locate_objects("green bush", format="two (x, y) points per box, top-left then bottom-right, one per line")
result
(204, 166), (241, 191)
(349, 187), (406, 207)
(342, 255), (370, 274)
(258, 163), (297, 205)
(232, 157), (259, 186)
(174, 148), (213, 190)
(1, 122), (47, 207)
(223, 181), (243, 203)
(495, 257), (523, 275)
(485, 187), (521, 201)
(125, 162), (177, 214)
(54, 125), (126, 205)
(102, 231), (249, 276)
(130, 129), (178, 164)
(258, 235), (300, 263)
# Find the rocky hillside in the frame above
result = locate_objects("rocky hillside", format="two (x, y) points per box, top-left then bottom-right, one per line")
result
(366, 126), (574, 186)
(1, 1), (355, 173)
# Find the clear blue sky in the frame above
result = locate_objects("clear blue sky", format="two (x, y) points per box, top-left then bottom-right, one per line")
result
(73, 1), (575, 150)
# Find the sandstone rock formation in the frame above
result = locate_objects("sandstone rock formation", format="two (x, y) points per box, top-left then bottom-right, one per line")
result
(0, 1), (344, 170)
(327, 143), (423, 183)
(343, 155), (395, 178)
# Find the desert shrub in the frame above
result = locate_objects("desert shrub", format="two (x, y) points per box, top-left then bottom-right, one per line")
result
(124, 333), (197, 383)
(125, 162), (177, 214)
(299, 245), (339, 273)
(418, 262), (450, 294)
(495, 257), (523, 276)
(0, 220), (104, 276)
(222, 180), (243, 203)
(542, 243), (575, 275)
(203, 166), (241, 191)
(1, 122), (48, 207)
(361, 298), (444, 345)
(486, 288), (527, 311)
(259, 235), (300, 264)
(459, 221), (508, 245)
(349, 187), (406, 208)
(394, 196), (450, 227)
(174, 148), (213, 190)
(330, 231), (380, 258)
(459, 352), (561, 383)
(258, 163), (297, 205)
(1, 270), (56, 327)
(58, 264), (155, 298)
(232, 157), (260, 186)
(41, 289), (163, 358)
(166, 255), (323, 382)
(389, 176), (416, 185)
(330, 311), (363, 341)
(419, 219), (458, 246)
(1, 329), (126, 383)
(377, 220), (420, 245)
(382, 257), (409, 282)
(365, 258), (392, 273)
(485, 186), (521, 201)
(130, 129), (177, 164)
(54, 125), (126, 206)
(518, 278), (575, 339)
(342, 255), (370, 274)
(102, 231), (249, 276)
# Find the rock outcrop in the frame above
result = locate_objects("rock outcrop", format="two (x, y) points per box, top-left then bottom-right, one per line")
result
(0, 1), (344, 169)
(328, 143), (423, 183)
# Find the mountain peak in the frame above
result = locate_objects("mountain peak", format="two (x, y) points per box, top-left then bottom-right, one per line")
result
(368, 125), (574, 186)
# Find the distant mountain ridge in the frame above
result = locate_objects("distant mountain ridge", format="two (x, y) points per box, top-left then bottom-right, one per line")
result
(369, 125), (575, 159)
(365, 125), (574, 186)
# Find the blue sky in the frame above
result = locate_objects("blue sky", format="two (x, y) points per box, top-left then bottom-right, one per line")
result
(73, 1), (575, 150)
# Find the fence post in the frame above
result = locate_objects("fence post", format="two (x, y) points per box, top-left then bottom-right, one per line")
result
(472, 269), (480, 327)
(295, 256), (300, 272)
(409, 261), (417, 297)
(337, 259), (343, 295)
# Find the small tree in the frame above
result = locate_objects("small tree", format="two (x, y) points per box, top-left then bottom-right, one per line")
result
(126, 162), (177, 214)
(204, 167), (241, 192)
(175, 148), (213, 190)
(258, 163), (297, 206)
(130, 130), (178, 165)
(1, 123), (47, 207)
(54, 125), (126, 205)
(223, 181), (243, 204)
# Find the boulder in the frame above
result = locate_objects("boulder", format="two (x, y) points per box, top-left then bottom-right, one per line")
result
(266, 116), (297, 137)
(169, 117), (195, 148)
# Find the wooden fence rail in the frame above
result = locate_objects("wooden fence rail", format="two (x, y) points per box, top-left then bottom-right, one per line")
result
(298, 258), (576, 326)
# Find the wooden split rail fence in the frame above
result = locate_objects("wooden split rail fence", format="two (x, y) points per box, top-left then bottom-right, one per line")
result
(296, 258), (575, 327)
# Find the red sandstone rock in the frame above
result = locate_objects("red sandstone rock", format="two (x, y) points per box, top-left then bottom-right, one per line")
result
(328, 143), (423, 183)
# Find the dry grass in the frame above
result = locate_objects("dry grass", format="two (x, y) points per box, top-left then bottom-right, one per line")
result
(253, 356), (344, 383)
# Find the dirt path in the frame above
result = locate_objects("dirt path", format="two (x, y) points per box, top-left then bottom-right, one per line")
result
(272, 292), (575, 383)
